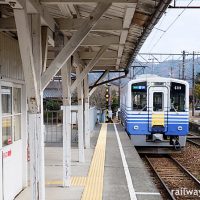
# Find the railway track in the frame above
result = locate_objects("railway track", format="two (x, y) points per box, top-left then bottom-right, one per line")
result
(187, 137), (200, 147)
(145, 155), (200, 200)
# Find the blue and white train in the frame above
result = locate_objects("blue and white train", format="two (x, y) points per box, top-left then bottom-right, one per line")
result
(120, 75), (189, 148)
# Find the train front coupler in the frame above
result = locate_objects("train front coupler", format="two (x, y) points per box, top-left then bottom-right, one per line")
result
(171, 137), (181, 150)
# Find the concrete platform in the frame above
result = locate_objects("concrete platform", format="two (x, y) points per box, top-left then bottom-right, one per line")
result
(104, 124), (162, 200)
(16, 123), (162, 200)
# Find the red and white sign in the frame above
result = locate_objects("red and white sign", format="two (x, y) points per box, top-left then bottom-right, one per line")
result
(7, 136), (12, 145)
(3, 149), (12, 158)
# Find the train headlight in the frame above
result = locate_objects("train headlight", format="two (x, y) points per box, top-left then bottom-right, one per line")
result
(178, 126), (183, 131)
(134, 125), (139, 130)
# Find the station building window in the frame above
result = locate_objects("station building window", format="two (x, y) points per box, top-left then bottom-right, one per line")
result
(2, 86), (21, 146)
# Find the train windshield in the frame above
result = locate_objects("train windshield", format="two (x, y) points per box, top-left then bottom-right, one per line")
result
(131, 82), (147, 111)
(153, 92), (163, 111)
(170, 82), (186, 112)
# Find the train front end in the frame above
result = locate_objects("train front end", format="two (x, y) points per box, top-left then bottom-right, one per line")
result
(121, 76), (189, 148)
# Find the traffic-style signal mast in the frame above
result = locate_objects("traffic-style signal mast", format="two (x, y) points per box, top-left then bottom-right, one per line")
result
(105, 86), (109, 122)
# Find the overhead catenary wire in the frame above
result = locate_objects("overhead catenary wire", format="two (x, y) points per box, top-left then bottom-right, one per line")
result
(134, 52), (199, 80)
(146, 12), (168, 51)
(149, 0), (194, 52)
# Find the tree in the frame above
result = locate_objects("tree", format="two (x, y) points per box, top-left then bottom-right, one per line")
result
(46, 99), (60, 111)
(111, 89), (119, 112)
(195, 83), (200, 103)
(90, 85), (107, 109)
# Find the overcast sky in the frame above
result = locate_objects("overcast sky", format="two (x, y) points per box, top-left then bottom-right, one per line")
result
(140, 0), (200, 54)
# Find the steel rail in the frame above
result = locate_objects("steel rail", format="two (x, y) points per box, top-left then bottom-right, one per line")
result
(169, 155), (200, 186)
(145, 155), (176, 200)
(187, 138), (200, 147)
(146, 155), (200, 200)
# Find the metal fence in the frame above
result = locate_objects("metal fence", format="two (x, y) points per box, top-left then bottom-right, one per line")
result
(44, 110), (78, 145)
(43, 107), (97, 145)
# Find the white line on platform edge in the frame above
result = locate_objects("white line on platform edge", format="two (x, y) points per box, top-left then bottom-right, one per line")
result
(135, 192), (160, 195)
(113, 123), (137, 200)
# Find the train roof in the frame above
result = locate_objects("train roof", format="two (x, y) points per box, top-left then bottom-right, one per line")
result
(121, 74), (189, 88)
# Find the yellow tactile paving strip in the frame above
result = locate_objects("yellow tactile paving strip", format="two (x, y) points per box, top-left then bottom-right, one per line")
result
(72, 176), (88, 186)
(46, 176), (88, 187)
(81, 123), (107, 200)
(46, 123), (108, 199)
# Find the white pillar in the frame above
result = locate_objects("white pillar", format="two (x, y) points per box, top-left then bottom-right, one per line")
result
(61, 59), (72, 187)
(39, 94), (45, 200)
(31, 14), (45, 200)
(62, 105), (71, 186)
(76, 67), (85, 162)
(84, 75), (90, 148)
(14, 8), (44, 200)
(29, 113), (40, 200)
(29, 111), (44, 200)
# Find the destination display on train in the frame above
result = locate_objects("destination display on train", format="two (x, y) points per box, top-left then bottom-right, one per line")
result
(132, 86), (146, 90)
(132, 82), (147, 92)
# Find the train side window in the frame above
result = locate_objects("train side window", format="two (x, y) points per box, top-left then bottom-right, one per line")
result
(170, 82), (186, 112)
(153, 92), (163, 111)
(132, 82), (147, 111)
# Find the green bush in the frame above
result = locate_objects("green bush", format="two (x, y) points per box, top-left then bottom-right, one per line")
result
(46, 100), (60, 111)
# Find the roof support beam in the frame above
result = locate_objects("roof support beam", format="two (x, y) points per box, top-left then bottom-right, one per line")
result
(47, 35), (119, 47)
(47, 51), (118, 60)
(71, 45), (108, 92)
(73, 53), (85, 68)
(79, 51), (118, 60)
(92, 66), (115, 70)
(41, 26), (49, 73)
(41, 2), (111, 90)
(85, 59), (116, 66)
(116, 6), (136, 68)
(89, 70), (109, 96)
(41, 0), (137, 5)
(47, 27), (55, 46)
(0, 17), (55, 45)
(57, 18), (123, 31)
(13, 8), (39, 111)
(7, 0), (55, 31)
(80, 35), (119, 46)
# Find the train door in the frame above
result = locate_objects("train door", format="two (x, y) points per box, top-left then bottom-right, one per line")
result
(148, 86), (168, 135)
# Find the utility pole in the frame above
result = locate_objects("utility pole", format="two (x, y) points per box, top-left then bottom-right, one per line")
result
(151, 58), (154, 74)
(107, 73), (112, 120)
(182, 50), (185, 80)
(132, 67), (135, 78)
(192, 51), (195, 116)
(170, 66), (173, 77)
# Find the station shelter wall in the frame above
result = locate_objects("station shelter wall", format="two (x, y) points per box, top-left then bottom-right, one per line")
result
(0, 32), (26, 200)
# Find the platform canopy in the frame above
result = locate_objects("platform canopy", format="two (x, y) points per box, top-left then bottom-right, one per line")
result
(0, 0), (171, 89)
